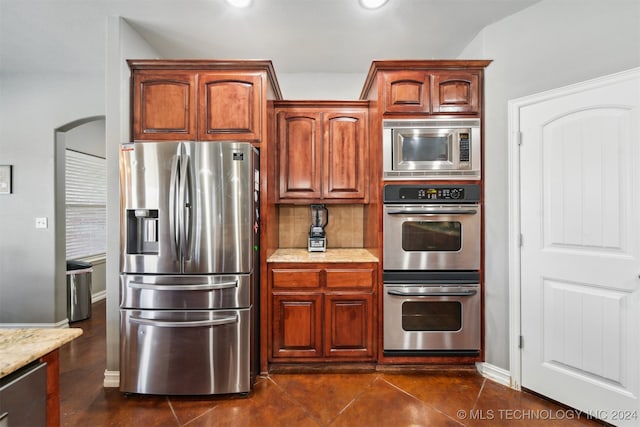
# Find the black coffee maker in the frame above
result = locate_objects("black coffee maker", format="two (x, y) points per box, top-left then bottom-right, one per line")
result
(308, 204), (328, 252)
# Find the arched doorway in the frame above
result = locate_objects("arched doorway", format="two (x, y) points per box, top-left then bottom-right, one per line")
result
(54, 115), (106, 325)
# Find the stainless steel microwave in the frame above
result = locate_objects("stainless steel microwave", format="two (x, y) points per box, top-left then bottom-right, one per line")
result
(383, 119), (481, 180)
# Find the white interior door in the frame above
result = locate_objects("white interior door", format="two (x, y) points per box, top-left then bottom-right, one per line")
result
(518, 70), (640, 426)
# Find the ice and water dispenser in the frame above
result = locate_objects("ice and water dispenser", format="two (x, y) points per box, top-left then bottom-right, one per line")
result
(126, 209), (159, 254)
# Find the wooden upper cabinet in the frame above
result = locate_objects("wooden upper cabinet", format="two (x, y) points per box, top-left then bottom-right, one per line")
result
(432, 71), (480, 114)
(132, 71), (197, 140)
(275, 102), (368, 203)
(382, 70), (481, 115)
(277, 111), (323, 199)
(323, 111), (367, 200)
(383, 71), (430, 114)
(198, 72), (262, 141)
(128, 60), (282, 143)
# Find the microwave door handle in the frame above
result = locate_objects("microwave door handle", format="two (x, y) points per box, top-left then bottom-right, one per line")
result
(387, 289), (478, 297)
(386, 209), (478, 215)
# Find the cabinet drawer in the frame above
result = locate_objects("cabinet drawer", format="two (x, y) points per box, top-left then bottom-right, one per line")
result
(272, 269), (321, 289)
(325, 269), (374, 289)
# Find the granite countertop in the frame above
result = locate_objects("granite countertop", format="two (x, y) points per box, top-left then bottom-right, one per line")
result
(0, 328), (83, 378)
(267, 248), (379, 263)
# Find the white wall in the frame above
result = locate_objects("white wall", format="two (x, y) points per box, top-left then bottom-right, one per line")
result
(0, 73), (103, 325)
(104, 17), (161, 376)
(278, 73), (367, 100)
(459, 0), (640, 371)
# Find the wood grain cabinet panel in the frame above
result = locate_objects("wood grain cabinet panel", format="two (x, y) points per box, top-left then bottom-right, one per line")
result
(381, 70), (481, 115)
(268, 262), (377, 363)
(277, 111), (323, 199)
(383, 71), (430, 114)
(432, 71), (480, 114)
(323, 111), (367, 200)
(275, 103), (368, 203)
(132, 71), (197, 140)
(198, 72), (262, 141)
(272, 268), (322, 289)
(128, 60), (280, 143)
(325, 268), (374, 289)
(272, 293), (322, 358)
(325, 293), (374, 358)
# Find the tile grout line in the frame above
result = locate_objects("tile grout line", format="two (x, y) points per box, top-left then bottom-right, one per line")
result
(324, 373), (382, 426)
(266, 375), (326, 426)
(378, 375), (467, 427)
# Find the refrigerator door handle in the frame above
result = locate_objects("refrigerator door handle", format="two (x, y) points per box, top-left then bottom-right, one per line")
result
(128, 280), (238, 291)
(168, 154), (181, 261)
(183, 151), (193, 262)
(129, 315), (238, 328)
(178, 145), (191, 263)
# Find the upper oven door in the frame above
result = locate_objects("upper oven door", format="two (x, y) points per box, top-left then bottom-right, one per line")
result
(383, 205), (481, 270)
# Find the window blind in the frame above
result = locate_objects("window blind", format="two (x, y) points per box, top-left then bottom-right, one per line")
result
(65, 150), (106, 259)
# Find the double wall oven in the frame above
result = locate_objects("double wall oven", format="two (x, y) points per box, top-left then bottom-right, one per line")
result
(383, 184), (481, 357)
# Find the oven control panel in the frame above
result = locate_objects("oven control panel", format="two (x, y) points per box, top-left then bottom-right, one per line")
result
(401, 187), (464, 200)
(384, 184), (481, 203)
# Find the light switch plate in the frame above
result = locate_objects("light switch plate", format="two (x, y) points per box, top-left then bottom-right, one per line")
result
(35, 217), (48, 229)
(0, 165), (12, 194)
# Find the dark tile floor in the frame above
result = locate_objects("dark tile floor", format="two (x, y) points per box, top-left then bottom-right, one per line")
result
(59, 300), (608, 426)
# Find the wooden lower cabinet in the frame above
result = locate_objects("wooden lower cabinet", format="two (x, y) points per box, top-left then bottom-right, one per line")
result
(269, 263), (376, 363)
(324, 293), (374, 358)
(272, 293), (323, 358)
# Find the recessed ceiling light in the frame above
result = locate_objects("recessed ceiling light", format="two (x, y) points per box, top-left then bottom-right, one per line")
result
(226, 0), (252, 8)
(359, 0), (388, 9)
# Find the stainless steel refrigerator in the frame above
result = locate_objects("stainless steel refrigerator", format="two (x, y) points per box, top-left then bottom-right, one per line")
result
(119, 141), (259, 395)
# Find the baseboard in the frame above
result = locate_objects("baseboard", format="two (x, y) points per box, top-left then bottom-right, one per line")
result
(91, 290), (106, 303)
(475, 362), (513, 388)
(104, 370), (120, 388)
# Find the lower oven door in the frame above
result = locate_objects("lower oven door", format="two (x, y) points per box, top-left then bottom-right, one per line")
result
(120, 308), (250, 395)
(383, 285), (480, 353)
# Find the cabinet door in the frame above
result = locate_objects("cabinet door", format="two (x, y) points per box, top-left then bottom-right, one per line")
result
(431, 71), (480, 114)
(324, 293), (374, 359)
(132, 71), (197, 141)
(322, 111), (368, 200)
(276, 111), (323, 200)
(272, 293), (323, 358)
(198, 72), (262, 141)
(383, 71), (430, 114)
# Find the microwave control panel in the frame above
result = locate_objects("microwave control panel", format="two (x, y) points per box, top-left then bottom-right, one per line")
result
(459, 133), (470, 162)
(384, 184), (481, 203)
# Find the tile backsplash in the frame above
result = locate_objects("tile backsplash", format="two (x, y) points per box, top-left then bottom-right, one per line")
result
(278, 205), (364, 248)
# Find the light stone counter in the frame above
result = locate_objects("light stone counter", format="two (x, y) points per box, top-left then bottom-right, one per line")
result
(267, 248), (379, 263)
(0, 328), (83, 378)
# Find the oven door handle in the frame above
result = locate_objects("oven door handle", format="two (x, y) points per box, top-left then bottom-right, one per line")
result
(385, 209), (478, 215)
(387, 289), (478, 297)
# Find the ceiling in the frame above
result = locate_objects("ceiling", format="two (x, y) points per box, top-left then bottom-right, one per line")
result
(0, 0), (541, 76)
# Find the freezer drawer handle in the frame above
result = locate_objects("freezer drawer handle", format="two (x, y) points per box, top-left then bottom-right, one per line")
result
(129, 315), (238, 328)
(128, 281), (238, 291)
(387, 289), (478, 297)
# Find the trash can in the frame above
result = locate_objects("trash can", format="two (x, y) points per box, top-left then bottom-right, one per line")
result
(66, 260), (93, 322)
